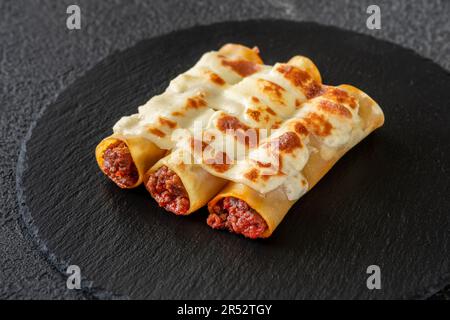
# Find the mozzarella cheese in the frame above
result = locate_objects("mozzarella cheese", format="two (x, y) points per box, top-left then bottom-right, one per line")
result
(113, 50), (262, 149)
(179, 85), (363, 200)
(112, 48), (367, 201)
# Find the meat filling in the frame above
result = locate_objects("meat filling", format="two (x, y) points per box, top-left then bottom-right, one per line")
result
(207, 197), (268, 239)
(145, 166), (190, 215)
(102, 141), (139, 188)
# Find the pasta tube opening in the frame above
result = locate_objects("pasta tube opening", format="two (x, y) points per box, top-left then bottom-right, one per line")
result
(96, 136), (166, 189)
(145, 165), (190, 215)
(144, 154), (228, 215)
(101, 140), (139, 188)
(207, 196), (268, 239)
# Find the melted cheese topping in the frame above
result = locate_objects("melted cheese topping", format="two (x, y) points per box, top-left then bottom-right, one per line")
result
(113, 54), (319, 151)
(111, 48), (376, 201)
(113, 50), (262, 149)
(179, 85), (364, 200)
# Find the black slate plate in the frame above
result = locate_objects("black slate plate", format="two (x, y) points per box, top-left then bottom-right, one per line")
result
(17, 20), (450, 299)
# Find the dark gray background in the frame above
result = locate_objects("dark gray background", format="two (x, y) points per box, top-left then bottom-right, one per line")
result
(0, 0), (448, 299)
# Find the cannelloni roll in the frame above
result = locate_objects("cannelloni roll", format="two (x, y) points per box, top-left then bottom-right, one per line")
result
(96, 44), (263, 188)
(207, 85), (384, 238)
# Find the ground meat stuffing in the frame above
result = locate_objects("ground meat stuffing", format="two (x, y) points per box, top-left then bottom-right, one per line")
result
(207, 197), (268, 239)
(102, 141), (139, 188)
(145, 165), (190, 215)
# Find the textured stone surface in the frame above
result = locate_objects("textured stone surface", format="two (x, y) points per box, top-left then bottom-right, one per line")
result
(18, 21), (450, 299)
(1, 0), (449, 299)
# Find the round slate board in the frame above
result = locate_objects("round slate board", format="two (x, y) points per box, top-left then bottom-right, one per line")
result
(17, 20), (450, 299)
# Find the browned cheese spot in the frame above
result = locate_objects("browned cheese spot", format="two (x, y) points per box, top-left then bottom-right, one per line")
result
(185, 95), (207, 110)
(256, 161), (272, 168)
(216, 115), (259, 147)
(302, 113), (333, 137)
(276, 131), (302, 153)
(204, 131), (216, 143)
(216, 114), (250, 132)
(147, 127), (166, 138)
(257, 79), (286, 105)
(171, 111), (183, 117)
(158, 117), (178, 128)
(324, 87), (357, 109)
(205, 151), (231, 173)
(244, 168), (259, 182)
(209, 72), (225, 85)
(265, 107), (276, 116)
(318, 100), (352, 118)
(246, 109), (261, 122)
(271, 121), (281, 129)
(276, 65), (322, 99)
(294, 122), (309, 136)
(221, 59), (261, 77)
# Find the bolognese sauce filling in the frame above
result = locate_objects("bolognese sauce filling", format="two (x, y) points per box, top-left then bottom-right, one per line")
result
(207, 197), (268, 239)
(102, 141), (139, 188)
(145, 166), (190, 215)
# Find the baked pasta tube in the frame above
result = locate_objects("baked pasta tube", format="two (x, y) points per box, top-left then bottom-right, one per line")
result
(96, 44), (263, 188)
(144, 56), (323, 214)
(207, 85), (384, 238)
